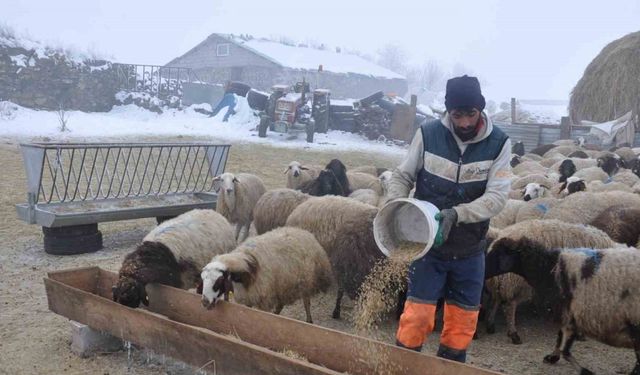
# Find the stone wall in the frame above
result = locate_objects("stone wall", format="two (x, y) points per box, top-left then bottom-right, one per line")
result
(0, 45), (119, 112)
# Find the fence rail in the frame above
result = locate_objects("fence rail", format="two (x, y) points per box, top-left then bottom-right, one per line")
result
(113, 63), (200, 98)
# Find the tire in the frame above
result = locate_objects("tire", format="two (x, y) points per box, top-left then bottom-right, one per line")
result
(43, 225), (103, 255)
(247, 89), (268, 111)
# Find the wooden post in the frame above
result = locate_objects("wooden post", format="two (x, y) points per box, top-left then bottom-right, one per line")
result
(560, 116), (572, 139)
(511, 98), (516, 124)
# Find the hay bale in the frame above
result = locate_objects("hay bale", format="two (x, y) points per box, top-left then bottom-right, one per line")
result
(569, 31), (640, 123)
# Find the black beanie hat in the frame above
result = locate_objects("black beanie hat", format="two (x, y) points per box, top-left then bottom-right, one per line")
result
(445, 75), (486, 112)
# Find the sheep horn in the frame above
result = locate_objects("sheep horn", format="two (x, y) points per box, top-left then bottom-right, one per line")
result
(283, 167), (290, 174)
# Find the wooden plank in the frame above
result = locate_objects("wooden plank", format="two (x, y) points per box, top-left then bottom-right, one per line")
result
(47, 266), (100, 293)
(93, 268), (499, 375)
(44, 275), (341, 375)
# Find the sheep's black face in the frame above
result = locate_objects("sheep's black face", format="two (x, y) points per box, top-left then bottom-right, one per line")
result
(112, 278), (148, 308)
(512, 142), (525, 157)
(558, 160), (576, 182)
(567, 180), (586, 194)
(510, 155), (521, 168)
(631, 159), (640, 178)
(598, 156), (621, 176)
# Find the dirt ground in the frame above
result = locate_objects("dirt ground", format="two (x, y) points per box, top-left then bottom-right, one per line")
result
(0, 135), (634, 375)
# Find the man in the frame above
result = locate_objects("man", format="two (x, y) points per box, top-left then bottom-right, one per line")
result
(388, 75), (511, 363)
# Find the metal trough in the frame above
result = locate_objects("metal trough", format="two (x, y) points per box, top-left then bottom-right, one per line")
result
(16, 142), (230, 254)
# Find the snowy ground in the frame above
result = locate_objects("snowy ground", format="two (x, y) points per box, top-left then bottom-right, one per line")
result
(0, 98), (407, 157)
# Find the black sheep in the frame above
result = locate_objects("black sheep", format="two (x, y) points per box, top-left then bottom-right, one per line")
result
(631, 158), (640, 178)
(558, 159), (576, 183)
(597, 153), (622, 176)
(511, 141), (525, 156)
(589, 206), (640, 247)
(300, 169), (347, 196)
(324, 159), (351, 194)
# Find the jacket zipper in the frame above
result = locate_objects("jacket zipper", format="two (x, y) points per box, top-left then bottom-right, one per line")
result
(455, 156), (463, 183)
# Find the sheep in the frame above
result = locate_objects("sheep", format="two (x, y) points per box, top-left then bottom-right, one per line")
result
(553, 139), (579, 147)
(543, 145), (579, 157)
(522, 153), (543, 162)
(557, 159), (576, 183)
(522, 183), (551, 201)
(612, 170), (640, 187)
(285, 196), (382, 319)
(299, 169), (348, 196)
(540, 154), (566, 168)
(512, 174), (554, 190)
(614, 147), (638, 167)
(508, 189), (524, 200)
(587, 180), (634, 193)
(485, 238), (640, 374)
(490, 199), (527, 229)
(200, 227), (332, 323)
(347, 171), (383, 195)
(113, 209), (236, 308)
(324, 159), (351, 194)
(572, 166), (610, 183)
(555, 176), (587, 197)
(597, 152), (623, 176)
(544, 191), (640, 224)
(284, 161), (320, 190)
(567, 150), (589, 159)
(512, 160), (547, 176)
(252, 188), (310, 235)
(349, 188), (380, 207)
(483, 220), (615, 345)
(589, 206), (640, 247)
(530, 144), (558, 156)
(351, 165), (388, 176)
(512, 141), (525, 156)
(510, 154), (522, 168)
(514, 197), (560, 223)
(214, 173), (267, 241)
(552, 158), (598, 179)
(632, 158), (640, 178)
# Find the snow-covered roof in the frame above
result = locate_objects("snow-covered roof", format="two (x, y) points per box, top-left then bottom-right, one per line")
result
(221, 34), (405, 80)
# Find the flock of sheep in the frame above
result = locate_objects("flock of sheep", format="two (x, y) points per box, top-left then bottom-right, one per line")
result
(109, 136), (640, 374)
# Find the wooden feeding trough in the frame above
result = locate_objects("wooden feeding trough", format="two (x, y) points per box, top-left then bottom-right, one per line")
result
(45, 267), (501, 375)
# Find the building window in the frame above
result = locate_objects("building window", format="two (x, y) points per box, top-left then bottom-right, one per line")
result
(217, 44), (230, 57)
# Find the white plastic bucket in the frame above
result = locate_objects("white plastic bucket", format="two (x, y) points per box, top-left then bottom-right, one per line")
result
(373, 198), (440, 261)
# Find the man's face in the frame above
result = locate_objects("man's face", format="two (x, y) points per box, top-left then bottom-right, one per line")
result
(450, 108), (480, 130)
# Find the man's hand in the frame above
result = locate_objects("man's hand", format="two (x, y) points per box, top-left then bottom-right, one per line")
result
(433, 209), (458, 247)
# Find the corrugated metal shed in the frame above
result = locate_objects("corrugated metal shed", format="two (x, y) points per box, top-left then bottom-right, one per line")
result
(494, 122), (540, 152)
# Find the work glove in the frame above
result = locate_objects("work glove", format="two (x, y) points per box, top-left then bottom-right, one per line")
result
(433, 208), (458, 247)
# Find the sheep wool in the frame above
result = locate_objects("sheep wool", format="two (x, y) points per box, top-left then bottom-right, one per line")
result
(512, 161), (547, 176)
(252, 188), (310, 235)
(573, 167), (610, 183)
(201, 227), (332, 323)
(587, 180), (634, 194)
(611, 170), (640, 187)
(490, 199), (527, 229)
(514, 197), (560, 223)
(286, 196), (382, 319)
(215, 172), (267, 240)
(347, 171), (384, 195)
(349, 188), (380, 207)
(511, 174), (554, 190)
(544, 191), (640, 224)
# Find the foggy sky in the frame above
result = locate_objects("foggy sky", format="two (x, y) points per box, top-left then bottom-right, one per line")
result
(3, 0), (639, 103)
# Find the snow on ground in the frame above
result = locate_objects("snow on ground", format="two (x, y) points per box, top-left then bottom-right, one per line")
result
(0, 97), (407, 157)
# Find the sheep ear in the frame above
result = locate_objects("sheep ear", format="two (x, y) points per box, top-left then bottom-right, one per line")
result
(300, 166), (309, 170)
(283, 167), (290, 174)
(232, 177), (239, 183)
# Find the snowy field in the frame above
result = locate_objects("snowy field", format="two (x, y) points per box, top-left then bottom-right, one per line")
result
(0, 98), (407, 158)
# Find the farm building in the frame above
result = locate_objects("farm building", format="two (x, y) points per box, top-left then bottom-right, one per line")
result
(165, 33), (407, 99)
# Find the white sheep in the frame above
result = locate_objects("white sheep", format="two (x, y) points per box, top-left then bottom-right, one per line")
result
(284, 161), (320, 190)
(113, 209), (236, 308)
(511, 174), (554, 190)
(201, 227), (333, 323)
(514, 197), (560, 223)
(512, 161), (547, 176)
(252, 188), (310, 235)
(349, 188), (380, 207)
(483, 219), (615, 345)
(539, 154), (567, 168)
(486, 238), (639, 374)
(350, 165), (387, 176)
(522, 182), (551, 201)
(587, 180), (634, 193)
(543, 145), (579, 157)
(490, 199), (527, 229)
(544, 191), (640, 224)
(572, 166), (610, 183)
(612, 170), (640, 187)
(215, 172), (267, 241)
(347, 171), (383, 195)
(285, 196), (382, 319)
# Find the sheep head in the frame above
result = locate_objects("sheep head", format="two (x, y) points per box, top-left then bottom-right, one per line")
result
(560, 176), (586, 196)
(201, 260), (232, 310)
(597, 153), (622, 176)
(284, 161), (309, 178)
(558, 159), (576, 182)
(510, 155), (521, 168)
(214, 173), (239, 210)
(523, 183), (549, 201)
(632, 157), (640, 178)
(112, 277), (148, 308)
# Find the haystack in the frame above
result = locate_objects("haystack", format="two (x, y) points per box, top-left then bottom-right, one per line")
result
(569, 31), (640, 123)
